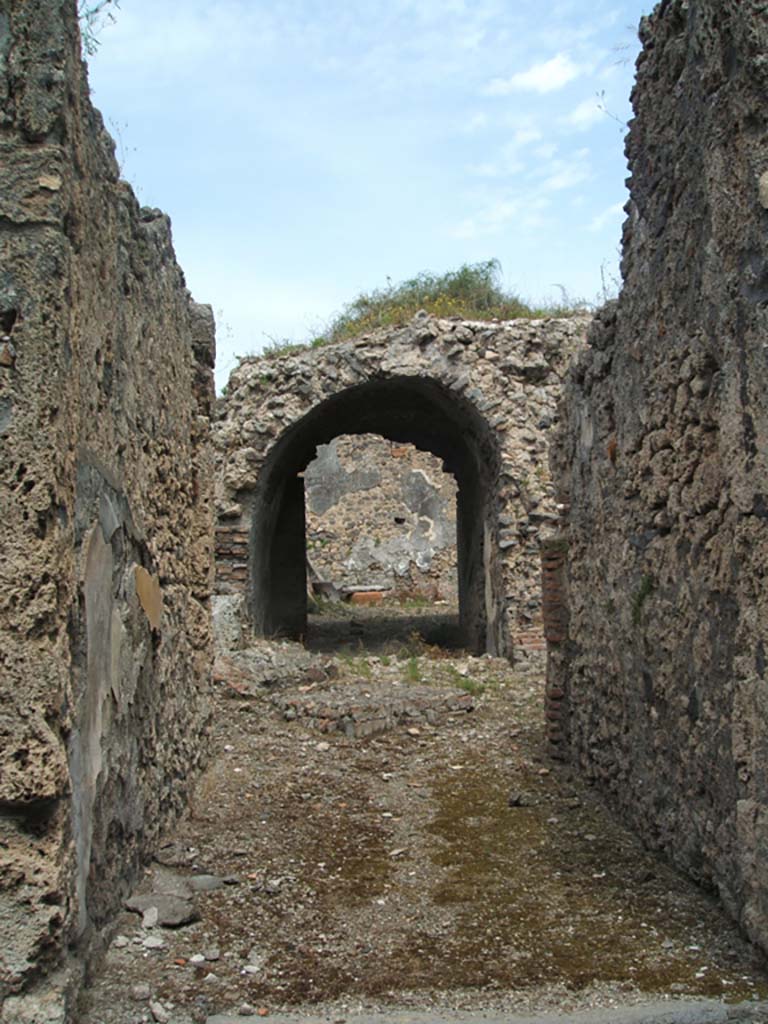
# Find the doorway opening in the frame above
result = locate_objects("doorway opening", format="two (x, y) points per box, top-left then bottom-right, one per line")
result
(247, 376), (505, 656)
(303, 433), (460, 653)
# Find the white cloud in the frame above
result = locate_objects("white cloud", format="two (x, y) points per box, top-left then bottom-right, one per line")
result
(538, 149), (592, 192)
(466, 124), (541, 180)
(511, 126), (543, 146)
(450, 189), (554, 239)
(535, 143), (558, 160)
(89, 3), (279, 73)
(453, 140), (593, 240)
(461, 112), (490, 133)
(598, 61), (622, 81)
(468, 161), (503, 178)
(483, 53), (582, 96)
(451, 198), (522, 239)
(589, 201), (625, 232)
(566, 97), (604, 130)
(542, 166), (590, 191)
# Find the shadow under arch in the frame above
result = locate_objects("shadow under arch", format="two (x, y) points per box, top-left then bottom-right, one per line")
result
(249, 375), (505, 655)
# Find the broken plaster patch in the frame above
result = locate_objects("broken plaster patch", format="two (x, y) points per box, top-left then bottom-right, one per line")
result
(38, 173), (62, 191)
(134, 565), (163, 630)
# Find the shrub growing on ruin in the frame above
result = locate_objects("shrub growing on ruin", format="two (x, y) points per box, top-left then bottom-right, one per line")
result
(312, 259), (575, 347)
(259, 260), (587, 359)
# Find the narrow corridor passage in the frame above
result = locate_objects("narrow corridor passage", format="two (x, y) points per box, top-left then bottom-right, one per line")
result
(80, 612), (768, 1023)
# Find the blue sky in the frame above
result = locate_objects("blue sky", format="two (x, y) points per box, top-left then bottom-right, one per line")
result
(86, 0), (651, 390)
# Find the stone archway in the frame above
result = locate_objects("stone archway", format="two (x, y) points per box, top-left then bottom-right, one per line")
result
(250, 375), (498, 653)
(214, 313), (588, 659)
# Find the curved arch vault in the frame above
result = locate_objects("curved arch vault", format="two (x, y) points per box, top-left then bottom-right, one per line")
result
(253, 375), (497, 652)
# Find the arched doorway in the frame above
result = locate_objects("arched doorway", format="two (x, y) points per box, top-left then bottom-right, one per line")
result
(247, 376), (504, 655)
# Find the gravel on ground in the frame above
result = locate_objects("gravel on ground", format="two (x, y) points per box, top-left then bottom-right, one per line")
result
(78, 607), (768, 1024)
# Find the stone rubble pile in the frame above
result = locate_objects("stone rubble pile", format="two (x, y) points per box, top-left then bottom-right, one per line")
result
(275, 683), (475, 739)
(213, 646), (330, 696)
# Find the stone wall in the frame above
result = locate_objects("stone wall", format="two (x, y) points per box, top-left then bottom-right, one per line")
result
(550, 0), (768, 953)
(0, 2), (214, 1018)
(304, 434), (458, 602)
(215, 314), (587, 656)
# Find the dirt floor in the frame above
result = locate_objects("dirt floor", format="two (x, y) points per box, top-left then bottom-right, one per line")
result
(79, 607), (768, 1024)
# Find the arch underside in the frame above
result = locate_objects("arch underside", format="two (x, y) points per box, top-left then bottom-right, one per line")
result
(249, 376), (503, 655)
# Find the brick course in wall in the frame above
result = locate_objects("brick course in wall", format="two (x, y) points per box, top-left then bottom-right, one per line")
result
(215, 524), (250, 590)
(540, 539), (568, 758)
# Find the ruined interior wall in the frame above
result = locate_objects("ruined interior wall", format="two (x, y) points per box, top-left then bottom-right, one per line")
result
(551, 0), (768, 951)
(304, 435), (458, 602)
(0, 1), (214, 1015)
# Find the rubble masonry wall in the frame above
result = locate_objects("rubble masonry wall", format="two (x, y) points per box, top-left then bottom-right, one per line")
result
(0, 1), (214, 1016)
(304, 435), (458, 603)
(550, 0), (768, 952)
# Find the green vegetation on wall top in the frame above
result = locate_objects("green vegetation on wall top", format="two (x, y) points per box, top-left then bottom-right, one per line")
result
(258, 259), (588, 360)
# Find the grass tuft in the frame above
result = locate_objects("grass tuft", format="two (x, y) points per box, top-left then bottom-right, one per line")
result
(251, 260), (589, 360)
